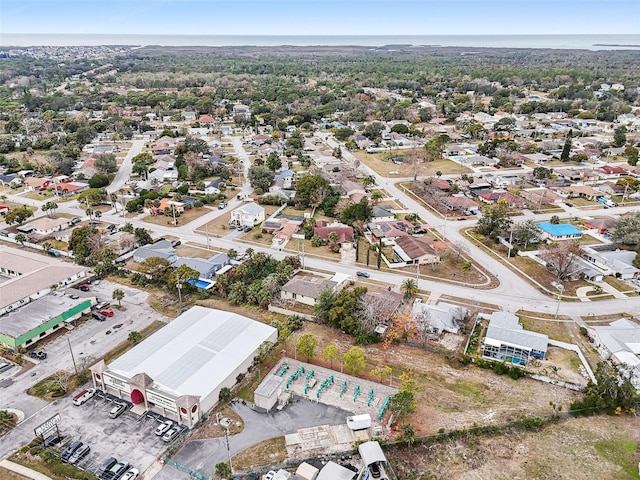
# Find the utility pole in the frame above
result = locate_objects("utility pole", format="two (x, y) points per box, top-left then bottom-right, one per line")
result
(554, 284), (564, 320)
(67, 337), (78, 376)
(224, 427), (233, 473)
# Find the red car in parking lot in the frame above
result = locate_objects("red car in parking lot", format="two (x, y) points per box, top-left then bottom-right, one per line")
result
(78, 284), (90, 291)
(99, 309), (114, 317)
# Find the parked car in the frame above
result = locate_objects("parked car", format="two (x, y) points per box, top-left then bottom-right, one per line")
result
(78, 284), (90, 292)
(104, 460), (130, 480)
(72, 388), (95, 406)
(243, 225), (252, 232)
(70, 217), (81, 225)
(264, 471), (277, 480)
(68, 444), (91, 465)
(99, 309), (114, 317)
(155, 420), (173, 436)
(121, 468), (140, 480)
(218, 201), (227, 210)
(96, 457), (118, 479)
(69, 294), (80, 300)
(28, 350), (47, 360)
(369, 462), (381, 478)
(162, 426), (181, 443)
(356, 271), (370, 278)
(109, 403), (128, 419)
(61, 440), (83, 462)
(94, 301), (110, 310)
(92, 312), (107, 322)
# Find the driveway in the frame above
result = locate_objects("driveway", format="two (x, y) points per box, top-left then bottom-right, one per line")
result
(152, 398), (353, 480)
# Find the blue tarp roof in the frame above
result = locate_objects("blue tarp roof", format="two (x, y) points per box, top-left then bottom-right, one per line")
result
(536, 222), (582, 236)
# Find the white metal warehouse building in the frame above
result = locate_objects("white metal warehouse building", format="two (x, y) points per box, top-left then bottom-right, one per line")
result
(91, 306), (277, 426)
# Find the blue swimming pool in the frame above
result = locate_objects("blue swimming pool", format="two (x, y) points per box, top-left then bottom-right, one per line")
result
(188, 279), (214, 289)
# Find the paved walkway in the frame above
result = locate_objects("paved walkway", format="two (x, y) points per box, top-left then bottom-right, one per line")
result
(0, 459), (52, 480)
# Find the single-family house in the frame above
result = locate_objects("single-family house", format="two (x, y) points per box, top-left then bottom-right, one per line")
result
(393, 235), (440, 265)
(600, 165), (628, 177)
(481, 311), (548, 366)
(198, 114), (216, 125)
(560, 185), (602, 201)
(172, 253), (231, 280)
(280, 277), (338, 307)
(273, 170), (295, 190)
(341, 180), (367, 203)
(581, 245), (639, 279)
(147, 198), (185, 216)
(411, 299), (466, 335)
(520, 188), (564, 207)
(132, 240), (177, 263)
(597, 181), (626, 196)
(232, 104), (251, 122)
(230, 202), (265, 227)
(314, 220), (354, 244)
(441, 195), (480, 215)
(27, 217), (70, 236)
(424, 177), (451, 192)
(370, 205), (395, 223)
(536, 222), (583, 241)
(583, 216), (618, 235)
(588, 318), (640, 391)
(204, 178), (226, 195)
(367, 220), (412, 241)
(477, 190), (526, 209)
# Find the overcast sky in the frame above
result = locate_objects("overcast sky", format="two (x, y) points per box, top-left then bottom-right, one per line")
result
(2, 0), (639, 35)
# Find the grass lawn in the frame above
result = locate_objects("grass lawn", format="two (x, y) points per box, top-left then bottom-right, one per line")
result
(0, 467), (29, 480)
(143, 206), (213, 227)
(353, 150), (471, 177)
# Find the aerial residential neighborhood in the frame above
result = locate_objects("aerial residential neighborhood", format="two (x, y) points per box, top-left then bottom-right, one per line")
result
(1, 26), (640, 480)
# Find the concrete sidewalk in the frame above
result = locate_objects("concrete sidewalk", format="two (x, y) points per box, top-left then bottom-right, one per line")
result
(0, 459), (52, 480)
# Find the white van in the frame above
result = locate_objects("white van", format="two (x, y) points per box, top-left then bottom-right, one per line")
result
(72, 388), (95, 406)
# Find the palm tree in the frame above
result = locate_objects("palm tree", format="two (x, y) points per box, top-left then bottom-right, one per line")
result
(401, 278), (418, 298)
(85, 208), (94, 220)
(362, 175), (376, 189)
(370, 190), (384, 205)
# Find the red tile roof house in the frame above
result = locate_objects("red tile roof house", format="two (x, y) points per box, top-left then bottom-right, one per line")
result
(424, 177), (451, 191)
(583, 216), (619, 235)
(314, 220), (354, 244)
(198, 114), (216, 124)
(441, 195), (480, 215)
(600, 165), (628, 177)
(477, 191), (526, 209)
(393, 235), (441, 265)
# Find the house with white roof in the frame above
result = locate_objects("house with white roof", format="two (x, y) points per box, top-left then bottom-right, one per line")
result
(230, 202), (265, 227)
(588, 318), (640, 391)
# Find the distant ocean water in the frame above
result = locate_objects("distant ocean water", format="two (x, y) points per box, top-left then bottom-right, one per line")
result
(2, 34), (640, 50)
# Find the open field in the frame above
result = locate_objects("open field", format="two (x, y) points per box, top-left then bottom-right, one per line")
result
(386, 414), (640, 480)
(142, 205), (214, 227)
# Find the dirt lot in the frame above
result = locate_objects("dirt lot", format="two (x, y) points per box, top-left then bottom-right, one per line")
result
(386, 414), (640, 480)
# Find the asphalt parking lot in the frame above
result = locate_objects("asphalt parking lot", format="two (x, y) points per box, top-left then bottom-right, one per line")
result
(52, 390), (185, 477)
(0, 279), (171, 460)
